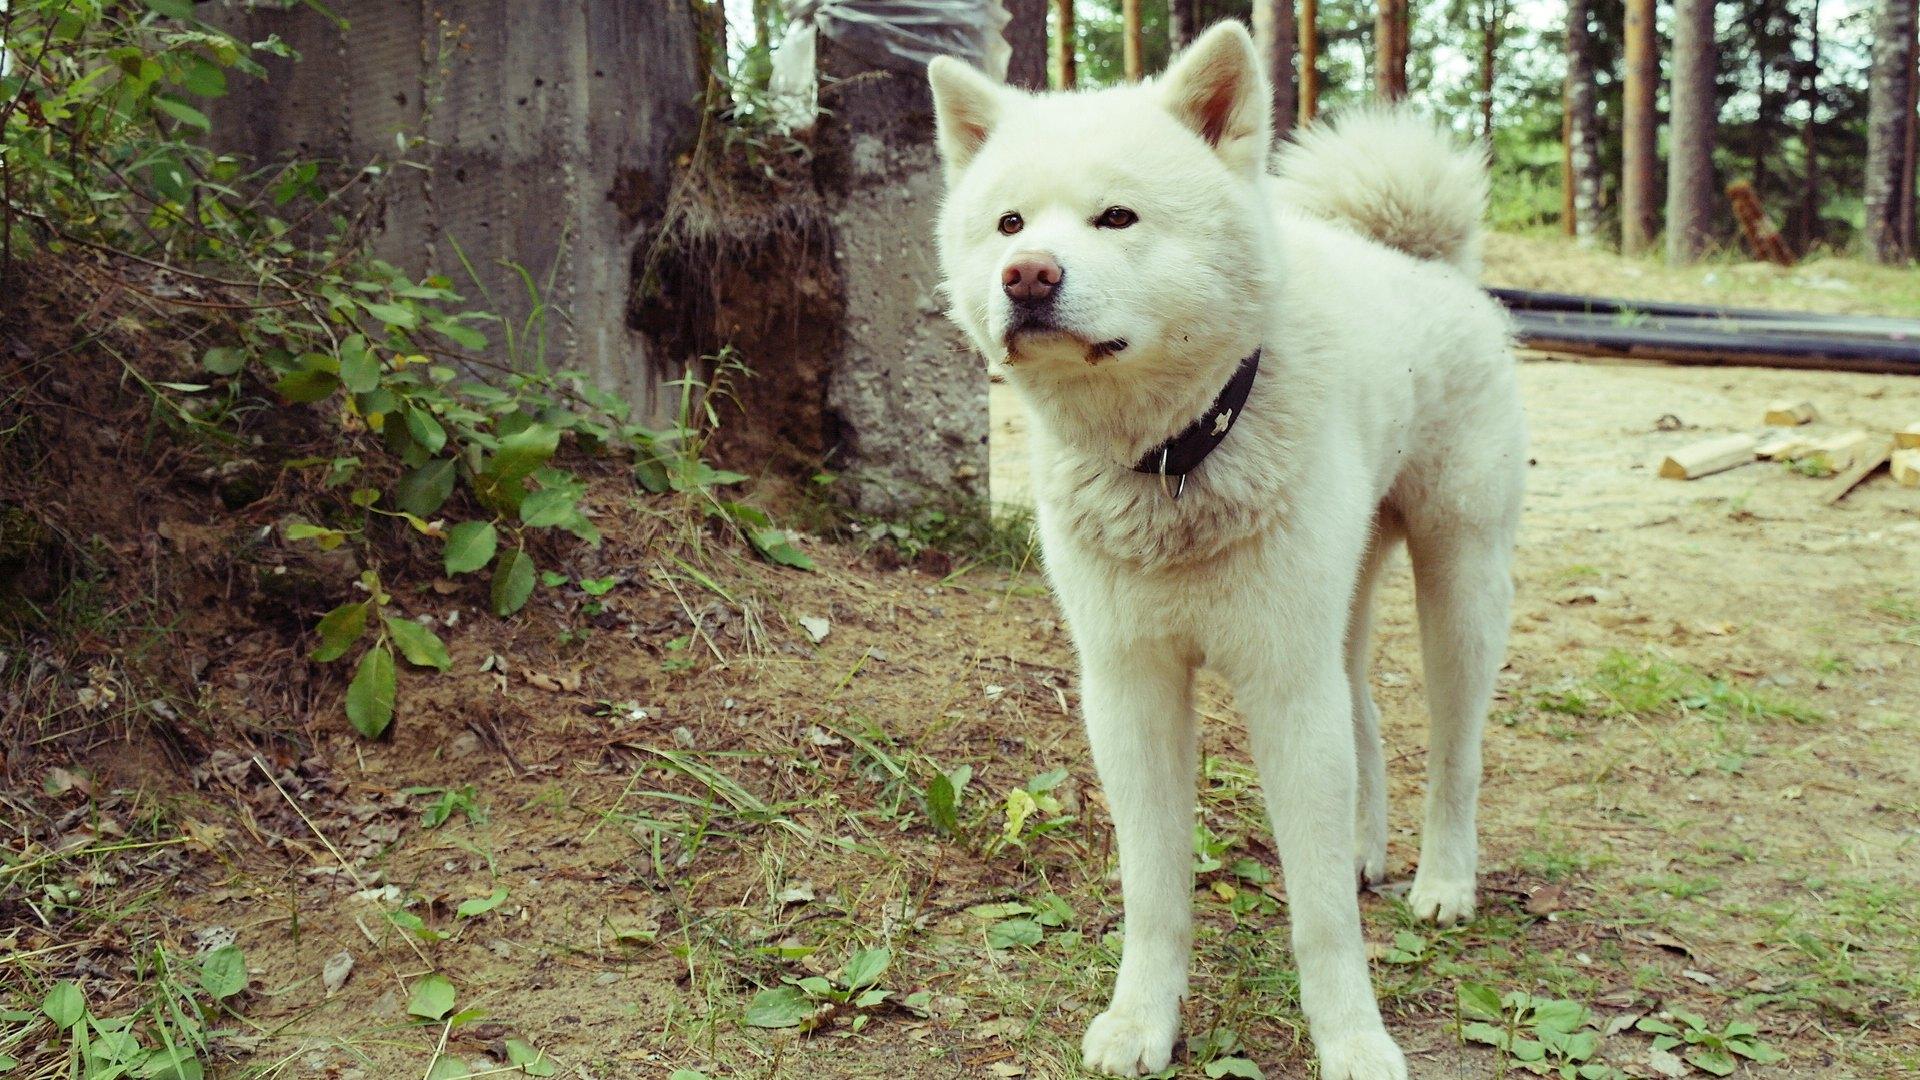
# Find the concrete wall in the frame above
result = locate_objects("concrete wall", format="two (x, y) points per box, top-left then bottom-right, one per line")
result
(815, 42), (990, 514)
(206, 0), (702, 416)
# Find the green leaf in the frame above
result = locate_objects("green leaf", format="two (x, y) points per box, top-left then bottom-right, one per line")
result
(519, 487), (577, 528)
(456, 887), (509, 918)
(1204, 1059), (1266, 1079)
(748, 526), (816, 571)
(852, 987), (890, 1008)
(488, 424), (560, 485)
(443, 521), (498, 575)
(425, 1057), (470, 1079)
(407, 408), (448, 454)
(339, 336), (380, 393)
(1531, 998), (1587, 1034)
(395, 459), (456, 516)
(361, 300), (419, 328)
(274, 365), (341, 403)
(431, 319), (489, 351)
(492, 549), (535, 616)
(141, 1049), (204, 1080)
(927, 771), (959, 834)
(42, 981), (84, 1029)
(346, 644), (397, 738)
(504, 1039), (556, 1076)
(986, 918), (1043, 949)
(178, 55), (228, 98)
(1457, 982), (1504, 1022)
(384, 615), (452, 671)
(744, 986), (814, 1029)
(198, 945), (247, 1000)
(841, 947), (890, 990)
(1687, 1049), (1737, 1077)
(407, 974), (457, 1020)
(153, 95), (210, 130)
(201, 346), (246, 375)
(1460, 1022), (1509, 1049)
(311, 602), (370, 662)
(1731, 1039), (1785, 1063)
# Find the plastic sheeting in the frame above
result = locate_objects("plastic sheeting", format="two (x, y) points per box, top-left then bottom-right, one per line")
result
(769, 0), (1008, 129)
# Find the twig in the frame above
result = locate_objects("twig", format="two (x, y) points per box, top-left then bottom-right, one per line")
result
(251, 755), (368, 891)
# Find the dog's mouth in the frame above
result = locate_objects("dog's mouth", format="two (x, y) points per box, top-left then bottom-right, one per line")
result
(1004, 321), (1130, 366)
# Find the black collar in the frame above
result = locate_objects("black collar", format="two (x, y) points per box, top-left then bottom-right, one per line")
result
(1130, 349), (1261, 493)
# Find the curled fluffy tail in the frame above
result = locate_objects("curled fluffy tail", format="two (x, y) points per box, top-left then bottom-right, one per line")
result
(1273, 107), (1489, 276)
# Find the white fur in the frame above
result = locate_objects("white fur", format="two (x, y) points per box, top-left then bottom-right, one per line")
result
(931, 23), (1524, 1080)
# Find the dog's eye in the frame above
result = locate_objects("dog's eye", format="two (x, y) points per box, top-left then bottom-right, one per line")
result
(1097, 206), (1138, 229)
(997, 212), (1024, 236)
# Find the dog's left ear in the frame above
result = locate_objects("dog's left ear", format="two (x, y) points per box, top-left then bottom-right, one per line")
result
(929, 56), (1005, 177)
(1159, 22), (1270, 176)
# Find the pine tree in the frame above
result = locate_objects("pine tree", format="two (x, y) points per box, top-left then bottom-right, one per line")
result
(1255, 0), (1301, 135)
(1005, 0), (1050, 90)
(1621, 0), (1660, 254)
(1864, 0), (1916, 261)
(1666, 0), (1719, 261)
(1564, 0), (1607, 245)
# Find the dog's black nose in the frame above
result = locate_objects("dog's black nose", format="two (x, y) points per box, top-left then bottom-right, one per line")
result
(1002, 255), (1062, 304)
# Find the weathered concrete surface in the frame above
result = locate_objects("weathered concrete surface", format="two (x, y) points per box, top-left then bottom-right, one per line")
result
(205, 0), (701, 415)
(815, 44), (990, 514)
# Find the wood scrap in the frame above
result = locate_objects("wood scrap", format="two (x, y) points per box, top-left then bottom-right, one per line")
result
(1805, 431), (1878, 472)
(1819, 437), (1894, 504)
(1892, 448), (1920, 488)
(1658, 434), (1756, 480)
(1896, 423), (1920, 450)
(1756, 432), (1815, 460)
(1763, 400), (1817, 425)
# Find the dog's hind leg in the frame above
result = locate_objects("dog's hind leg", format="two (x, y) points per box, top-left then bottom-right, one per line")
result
(1403, 524), (1515, 926)
(1347, 518), (1401, 886)
(1079, 642), (1197, 1077)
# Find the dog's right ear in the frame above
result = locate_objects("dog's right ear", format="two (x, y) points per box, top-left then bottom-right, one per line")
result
(929, 57), (1004, 175)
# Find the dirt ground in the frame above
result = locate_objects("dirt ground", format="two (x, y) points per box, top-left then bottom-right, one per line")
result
(6, 242), (1920, 1080)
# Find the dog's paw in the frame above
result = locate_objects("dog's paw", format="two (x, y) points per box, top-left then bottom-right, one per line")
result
(1316, 1028), (1408, 1080)
(1354, 834), (1389, 888)
(1081, 1005), (1178, 1077)
(1407, 870), (1476, 925)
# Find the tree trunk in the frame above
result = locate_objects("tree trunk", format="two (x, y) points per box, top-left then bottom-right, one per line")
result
(1621, 0), (1660, 255)
(1865, 0), (1916, 262)
(1054, 0), (1077, 88)
(1122, 0), (1144, 80)
(1564, 0), (1605, 245)
(1904, 4), (1919, 250)
(1170, 0), (1197, 51)
(1797, 0), (1821, 251)
(1004, 0), (1050, 90)
(1254, 0), (1300, 136)
(1478, 0), (1503, 140)
(1299, 0), (1320, 121)
(1666, 0), (1718, 262)
(1374, 0), (1409, 100)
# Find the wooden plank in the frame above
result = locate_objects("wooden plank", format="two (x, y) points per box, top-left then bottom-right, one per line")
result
(1659, 434), (1757, 479)
(1820, 437), (1894, 504)
(1763, 400), (1817, 425)
(1896, 422), (1920, 449)
(1891, 448), (1920, 487)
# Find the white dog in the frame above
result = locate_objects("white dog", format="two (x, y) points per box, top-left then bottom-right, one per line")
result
(928, 22), (1525, 1080)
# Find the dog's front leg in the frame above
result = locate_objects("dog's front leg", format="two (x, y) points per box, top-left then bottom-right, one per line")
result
(1078, 643), (1196, 1077)
(1243, 665), (1408, 1080)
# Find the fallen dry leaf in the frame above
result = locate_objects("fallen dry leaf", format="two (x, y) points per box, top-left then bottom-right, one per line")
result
(322, 949), (354, 995)
(798, 615), (830, 643)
